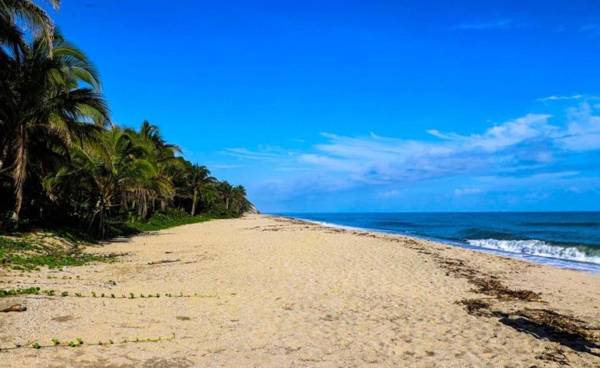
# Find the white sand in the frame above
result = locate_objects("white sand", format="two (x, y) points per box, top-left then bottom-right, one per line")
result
(1, 215), (599, 367)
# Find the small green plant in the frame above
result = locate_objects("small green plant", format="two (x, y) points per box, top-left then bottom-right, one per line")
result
(0, 287), (41, 298)
(75, 292), (82, 297)
(61, 291), (69, 297)
(32, 341), (41, 349)
(51, 338), (60, 346)
(111, 294), (116, 298)
(91, 292), (97, 298)
(76, 338), (84, 345)
(68, 340), (77, 347)
(129, 292), (135, 299)
(101, 293), (105, 298)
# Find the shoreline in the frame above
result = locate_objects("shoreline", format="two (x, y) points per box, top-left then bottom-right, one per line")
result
(277, 213), (600, 274)
(1, 214), (599, 367)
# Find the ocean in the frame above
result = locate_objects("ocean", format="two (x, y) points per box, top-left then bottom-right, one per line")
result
(281, 212), (600, 273)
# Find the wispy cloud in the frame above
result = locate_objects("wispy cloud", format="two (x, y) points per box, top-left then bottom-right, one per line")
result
(295, 113), (561, 186)
(234, 102), (600, 210)
(222, 147), (289, 161)
(210, 164), (242, 169)
(537, 94), (583, 102)
(454, 19), (515, 30)
(560, 103), (600, 151)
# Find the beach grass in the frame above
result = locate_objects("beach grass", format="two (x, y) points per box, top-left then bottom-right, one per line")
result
(0, 236), (117, 272)
(0, 210), (215, 272)
(128, 210), (214, 232)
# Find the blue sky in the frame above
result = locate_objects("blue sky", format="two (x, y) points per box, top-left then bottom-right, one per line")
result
(51, 1), (600, 212)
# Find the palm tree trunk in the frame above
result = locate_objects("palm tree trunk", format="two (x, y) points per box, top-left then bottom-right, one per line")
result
(191, 188), (198, 216)
(13, 124), (27, 224)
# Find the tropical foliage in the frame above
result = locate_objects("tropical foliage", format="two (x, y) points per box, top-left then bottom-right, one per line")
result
(0, 1), (252, 237)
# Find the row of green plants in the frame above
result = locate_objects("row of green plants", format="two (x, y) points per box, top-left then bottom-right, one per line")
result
(4, 333), (177, 351)
(0, 286), (219, 299)
(0, 1), (253, 238)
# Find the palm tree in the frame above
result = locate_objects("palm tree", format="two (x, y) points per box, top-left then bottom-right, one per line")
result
(130, 121), (179, 214)
(217, 181), (234, 213)
(230, 185), (250, 215)
(0, 0), (60, 58)
(0, 1), (255, 234)
(0, 32), (108, 224)
(186, 165), (215, 216)
(45, 127), (167, 236)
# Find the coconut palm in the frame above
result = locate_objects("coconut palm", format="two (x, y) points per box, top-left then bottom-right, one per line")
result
(185, 164), (215, 216)
(0, 1), (253, 234)
(45, 127), (168, 236)
(128, 121), (179, 214)
(230, 185), (251, 215)
(0, 0), (60, 58)
(0, 32), (108, 224)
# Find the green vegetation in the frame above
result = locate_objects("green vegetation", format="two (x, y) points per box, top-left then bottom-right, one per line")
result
(1, 251), (115, 271)
(0, 235), (116, 271)
(1, 333), (175, 352)
(129, 210), (214, 232)
(0, 286), (40, 298)
(0, 1), (253, 239)
(0, 287), (217, 299)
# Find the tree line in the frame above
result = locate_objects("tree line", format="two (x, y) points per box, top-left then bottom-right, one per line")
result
(0, 1), (253, 237)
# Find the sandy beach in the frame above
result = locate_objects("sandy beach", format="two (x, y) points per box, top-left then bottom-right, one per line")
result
(1, 214), (599, 367)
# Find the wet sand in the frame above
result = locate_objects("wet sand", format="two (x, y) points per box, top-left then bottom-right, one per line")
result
(1, 214), (599, 367)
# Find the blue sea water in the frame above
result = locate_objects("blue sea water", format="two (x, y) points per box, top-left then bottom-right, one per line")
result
(281, 212), (600, 273)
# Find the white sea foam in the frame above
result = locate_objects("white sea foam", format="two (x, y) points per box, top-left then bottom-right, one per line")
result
(466, 239), (600, 265)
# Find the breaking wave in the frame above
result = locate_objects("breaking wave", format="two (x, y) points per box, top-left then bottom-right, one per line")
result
(466, 239), (600, 265)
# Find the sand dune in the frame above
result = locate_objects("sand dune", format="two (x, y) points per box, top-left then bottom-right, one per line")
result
(1, 215), (599, 367)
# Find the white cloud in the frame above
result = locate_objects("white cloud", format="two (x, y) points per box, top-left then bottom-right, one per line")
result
(230, 102), (600, 199)
(223, 147), (289, 160)
(210, 164), (241, 169)
(447, 114), (555, 152)
(537, 94), (583, 102)
(294, 113), (563, 187)
(559, 103), (600, 151)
